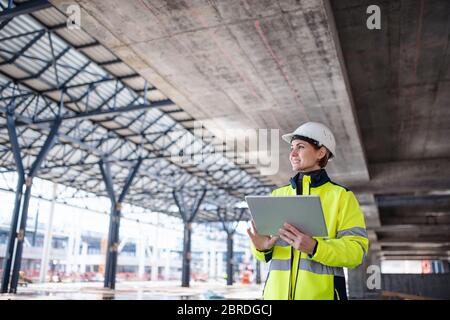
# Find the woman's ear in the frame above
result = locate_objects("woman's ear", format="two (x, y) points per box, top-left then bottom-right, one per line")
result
(317, 146), (327, 161)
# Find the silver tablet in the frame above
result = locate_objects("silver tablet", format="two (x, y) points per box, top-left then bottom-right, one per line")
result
(245, 195), (328, 237)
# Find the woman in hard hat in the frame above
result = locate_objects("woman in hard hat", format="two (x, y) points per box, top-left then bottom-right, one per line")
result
(247, 122), (368, 300)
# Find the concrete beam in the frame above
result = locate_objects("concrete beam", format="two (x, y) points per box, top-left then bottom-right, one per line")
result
(375, 194), (450, 207)
(356, 193), (381, 228)
(380, 255), (450, 261)
(374, 224), (450, 234)
(378, 241), (450, 248)
(380, 250), (450, 256)
(380, 213), (450, 226)
(375, 225), (450, 251)
(350, 159), (450, 194)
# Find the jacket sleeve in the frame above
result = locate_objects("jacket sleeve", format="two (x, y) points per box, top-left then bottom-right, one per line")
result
(311, 190), (369, 269)
(250, 242), (273, 263)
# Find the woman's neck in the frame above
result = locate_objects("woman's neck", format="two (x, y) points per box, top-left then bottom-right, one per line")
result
(299, 166), (322, 174)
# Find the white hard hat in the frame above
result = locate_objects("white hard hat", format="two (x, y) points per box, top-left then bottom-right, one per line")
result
(282, 122), (336, 158)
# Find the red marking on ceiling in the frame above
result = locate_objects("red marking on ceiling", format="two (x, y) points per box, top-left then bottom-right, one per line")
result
(254, 20), (309, 121)
(189, 8), (265, 105)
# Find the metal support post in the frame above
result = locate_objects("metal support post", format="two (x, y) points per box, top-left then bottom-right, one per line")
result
(182, 222), (192, 287)
(2, 99), (60, 293)
(226, 233), (233, 286)
(9, 117), (61, 293)
(173, 188), (206, 288)
(1, 106), (25, 293)
(218, 208), (245, 286)
(100, 157), (142, 289)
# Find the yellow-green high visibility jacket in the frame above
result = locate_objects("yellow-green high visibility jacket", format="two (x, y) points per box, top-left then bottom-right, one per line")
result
(251, 169), (369, 300)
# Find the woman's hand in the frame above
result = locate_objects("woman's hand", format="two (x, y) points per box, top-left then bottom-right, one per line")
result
(279, 222), (317, 254)
(247, 220), (279, 251)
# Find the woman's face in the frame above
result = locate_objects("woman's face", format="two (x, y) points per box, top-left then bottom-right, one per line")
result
(289, 139), (323, 172)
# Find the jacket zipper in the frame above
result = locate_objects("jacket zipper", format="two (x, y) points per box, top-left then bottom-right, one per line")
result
(291, 175), (312, 299)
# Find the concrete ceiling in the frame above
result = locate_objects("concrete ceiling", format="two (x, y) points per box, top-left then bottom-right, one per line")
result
(331, 0), (450, 260)
(46, 0), (450, 261)
(50, 0), (369, 186)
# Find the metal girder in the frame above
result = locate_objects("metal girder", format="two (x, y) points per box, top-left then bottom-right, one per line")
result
(99, 159), (115, 289)
(1, 100), (25, 293)
(99, 157), (143, 289)
(98, 59), (122, 66)
(21, 47), (71, 81)
(9, 118), (61, 293)
(59, 61), (92, 89)
(29, 118), (62, 176)
(29, 18), (268, 199)
(0, 29), (135, 117)
(173, 188), (207, 287)
(1, 75), (264, 205)
(1, 106), (61, 293)
(118, 158), (143, 203)
(93, 82), (126, 111)
(0, 30), (46, 65)
(0, 0), (51, 22)
(0, 106), (96, 155)
(226, 234), (234, 285)
(5, 102), (24, 176)
(39, 74), (138, 93)
(217, 207), (246, 286)
(99, 160), (116, 204)
(0, 96), (173, 129)
(74, 40), (100, 50)
(0, 17), (12, 31)
(0, 92), (34, 102)
(0, 7), (272, 228)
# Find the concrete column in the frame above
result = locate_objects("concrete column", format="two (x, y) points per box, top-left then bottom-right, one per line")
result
(217, 252), (223, 281)
(151, 248), (159, 281)
(80, 242), (87, 273)
(66, 229), (74, 275)
(151, 214), (159, 281)
(443, 260), (450, 273)
(347, 250), (381, 299)
(202, 249), (209, 275)
(39, 183), (57, 283)
(73, 209), (81, 274)
(137, 234), (146, 279)
(209, 247), (216, 279)
(99, 236), (107, 275)
(164, 248), (171, 281)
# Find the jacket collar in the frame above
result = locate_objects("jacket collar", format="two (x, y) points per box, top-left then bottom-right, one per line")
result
(289, 169), (330, 189)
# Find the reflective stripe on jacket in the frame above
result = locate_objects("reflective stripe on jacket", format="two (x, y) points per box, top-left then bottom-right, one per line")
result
(251, 169), (369, 300)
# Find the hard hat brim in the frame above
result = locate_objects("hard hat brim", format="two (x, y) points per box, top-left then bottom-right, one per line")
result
(281, 133), (294, 144)
(282, 132), (335, 160)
